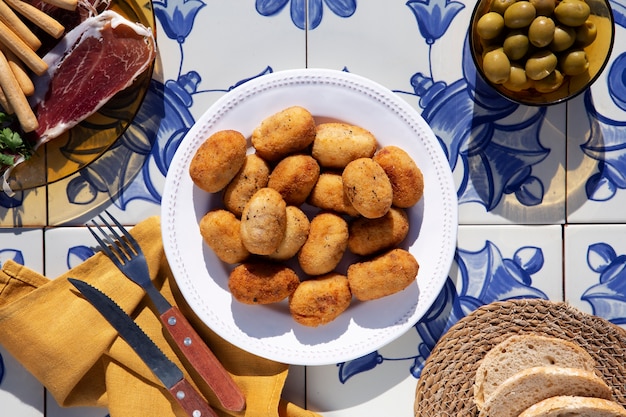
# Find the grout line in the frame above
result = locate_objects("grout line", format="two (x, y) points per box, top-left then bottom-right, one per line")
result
(305, 0), (308, 68)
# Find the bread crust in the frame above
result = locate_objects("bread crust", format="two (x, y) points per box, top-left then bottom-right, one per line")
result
(474, 335), (598, 409)
(518, 396), (626, 417)
(478, 366), (612, 417)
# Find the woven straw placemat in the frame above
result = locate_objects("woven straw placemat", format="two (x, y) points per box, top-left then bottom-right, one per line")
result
(414, 298), (626, 416)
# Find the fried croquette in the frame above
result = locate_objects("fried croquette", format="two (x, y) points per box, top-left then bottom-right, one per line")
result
(251, 106), (316, 161)
(240, 188), (287, 255)
(312, 122), (378, 169)
(289, 273), (352, 327)
(268, 206), (310, 261)
(348, 207), (410, 256)
(229, 262), (300, 304)
(373, 145), (424, 208)
(342, 158), (393, 219)
(268, 154), (320, 205)
(223, 154), (271, 217)
(298, 212), (349, 276)
(347, 248), (419, 301)
(307, 172), (360, 217)
(189, 130), (247, 193)
(199, 209), (250, 264)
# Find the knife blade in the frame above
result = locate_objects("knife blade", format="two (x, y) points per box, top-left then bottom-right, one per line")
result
(89, 212), (245, 412)
(68, 278), (218, 417)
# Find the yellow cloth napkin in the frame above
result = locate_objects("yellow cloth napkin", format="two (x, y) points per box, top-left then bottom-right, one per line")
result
(0, 216), (320, 417)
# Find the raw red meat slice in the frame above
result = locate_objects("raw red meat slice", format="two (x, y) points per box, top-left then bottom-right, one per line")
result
(31, 10), (156, 145)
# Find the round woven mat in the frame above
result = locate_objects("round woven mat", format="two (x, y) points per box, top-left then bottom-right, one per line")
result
(414, 298), (626, 416)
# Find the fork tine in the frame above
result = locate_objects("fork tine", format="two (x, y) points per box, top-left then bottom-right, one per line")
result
(103, 210), (141, 254)
(97, 213), (136, 261)
(88, 221), (125, 268)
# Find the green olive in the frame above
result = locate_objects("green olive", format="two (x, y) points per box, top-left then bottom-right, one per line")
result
(482, 47), (511, 84)
(525, 49), (558, 80)
(528, 16), (555, 47)
(554, 0), (590, 27)
(529, 0), (555, 16)
(491, 0), (518, 14)
(503, 64), (534, 91)
(560, 49), (589, 75)
(503, 31), (530, 60)
(576, 20), (597, 46)
(534, 69), (565, 92)
(549, 25), (576, 52)
(477, 12), (506, 39)
(504, 1), (537, 28)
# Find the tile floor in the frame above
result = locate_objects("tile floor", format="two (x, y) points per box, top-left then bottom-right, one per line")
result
(2, 0), (626, 416)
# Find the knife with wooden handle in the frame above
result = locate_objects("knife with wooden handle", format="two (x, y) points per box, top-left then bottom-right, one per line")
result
(161, 305), (246, 411)
(88, 212), (246, 412)
(68, 278), (218, 417)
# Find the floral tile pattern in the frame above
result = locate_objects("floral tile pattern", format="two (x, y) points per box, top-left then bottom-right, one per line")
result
(2, 0), (626, 416)
(305, 223), (563, 416)
(566, 9), (626, 223)
(564, 224), (626, 321)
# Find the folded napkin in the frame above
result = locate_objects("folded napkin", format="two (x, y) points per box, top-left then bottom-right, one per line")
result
(0, 216), (320, 417)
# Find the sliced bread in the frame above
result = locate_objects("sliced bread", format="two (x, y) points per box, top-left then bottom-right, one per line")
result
(518, 396), (626, 417)
(474, 334), (597, 409)
(477, 366), (613, 417)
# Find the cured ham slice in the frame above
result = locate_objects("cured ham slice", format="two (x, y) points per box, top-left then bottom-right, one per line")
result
(31, 10), (156, 145)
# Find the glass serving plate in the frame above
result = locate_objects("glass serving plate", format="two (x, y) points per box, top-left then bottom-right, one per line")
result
(5, 0), (155, 191)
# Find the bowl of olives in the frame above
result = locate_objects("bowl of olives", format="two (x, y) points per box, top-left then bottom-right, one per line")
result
(470, 0), (614, 106)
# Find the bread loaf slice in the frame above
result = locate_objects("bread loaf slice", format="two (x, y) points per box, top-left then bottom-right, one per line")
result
(474, 335), (597, 409)
(477, 366), (612, 417)
(518, 396), (626, 417)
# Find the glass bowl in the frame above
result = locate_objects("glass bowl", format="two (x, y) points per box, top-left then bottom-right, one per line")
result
(469, 0), (614, 106)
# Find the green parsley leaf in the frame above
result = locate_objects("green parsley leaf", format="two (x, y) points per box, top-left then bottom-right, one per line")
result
(0, 112), (10, 124)
(0, 128), (24, 152)
(0, 154), (15, 168)
(0, 113), (33, 169)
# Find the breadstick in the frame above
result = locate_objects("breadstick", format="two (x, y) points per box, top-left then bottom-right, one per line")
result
(0, 86), (14, 114)
(0, 0), (40, 50)
(42, 0), (77, 11)
(4, 0), (65, 38)
(0, 44), (34, 96)
(0, 49), (38, 132)
(0, 21), (47, 75)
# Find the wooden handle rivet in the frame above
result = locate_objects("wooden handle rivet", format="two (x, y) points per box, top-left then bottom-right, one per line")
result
(193, 411), (202, 417)
(168, 316), (177, 325)
(184, 337), (192, 346)
(176, 390), (186, 399)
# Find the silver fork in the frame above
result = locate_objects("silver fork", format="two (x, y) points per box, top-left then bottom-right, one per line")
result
(89, 211), (246, 412)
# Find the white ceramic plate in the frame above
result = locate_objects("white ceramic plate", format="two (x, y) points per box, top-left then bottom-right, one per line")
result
(161, 68), (457, 366)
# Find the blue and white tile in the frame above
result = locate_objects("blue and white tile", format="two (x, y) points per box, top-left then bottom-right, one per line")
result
(0, 188), (47, 227)
(45, 395), (107, 417)
(305, 224), (562, 416)
(564, 224), (626, 328)
(99, 0), (307, 226)
(306, 0), (566, 226)
(0, 345), (44, 417)
(44, 228), (94, 278)
(566, 15), (626, 223)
